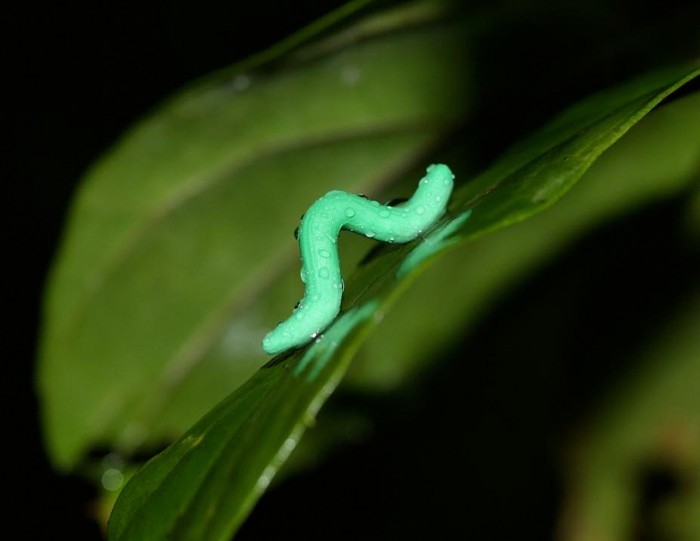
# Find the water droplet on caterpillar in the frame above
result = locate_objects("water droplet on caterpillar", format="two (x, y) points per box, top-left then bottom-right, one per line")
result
(416, 206), (426, 216)
(319, 249), (330, 258)
(319, 267), (330, 279)
(365, 231), (376, 238)
(345, 208), (356, 218)
(379, 209), (390, 218)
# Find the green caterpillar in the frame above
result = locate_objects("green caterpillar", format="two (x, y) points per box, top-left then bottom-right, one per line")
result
(262, 163), (455, 355)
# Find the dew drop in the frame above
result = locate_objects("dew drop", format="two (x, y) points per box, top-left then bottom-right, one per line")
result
(319, 249), (330, 258)
(231, 74), (251, 92)
(345, 208), (356, 218)
(435, 195), (442, 202)
(101, 469), (124, 492)
(416, 206), (426, 216)
(379, 209), (390, 218)
(365, 231), (376, 238)
(319, 267), (330, 279)
(300, 268), (308, 283)
(341, 66), (361, 86)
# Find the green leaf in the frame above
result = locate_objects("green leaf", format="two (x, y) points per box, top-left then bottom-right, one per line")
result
(38, 1), (472, 469)
(348, 89), (700, 389)
(108, 65), (700, 541)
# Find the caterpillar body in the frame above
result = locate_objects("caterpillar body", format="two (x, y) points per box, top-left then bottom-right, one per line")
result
(262, 163), (455, 355)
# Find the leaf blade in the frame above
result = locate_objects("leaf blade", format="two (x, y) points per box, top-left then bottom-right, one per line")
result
(109, 64), (700, 541)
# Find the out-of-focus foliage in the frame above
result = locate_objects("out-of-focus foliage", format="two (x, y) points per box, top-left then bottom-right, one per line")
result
(560, 290), (700, 541)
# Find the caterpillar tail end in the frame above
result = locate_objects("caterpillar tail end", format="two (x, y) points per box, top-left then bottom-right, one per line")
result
(262, 328), (291, 356)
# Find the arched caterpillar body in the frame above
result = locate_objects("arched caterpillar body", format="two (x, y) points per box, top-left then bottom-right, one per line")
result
(262, 163), (455, 355)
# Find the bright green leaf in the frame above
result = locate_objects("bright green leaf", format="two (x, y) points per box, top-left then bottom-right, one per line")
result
(38, 2), (472, 469)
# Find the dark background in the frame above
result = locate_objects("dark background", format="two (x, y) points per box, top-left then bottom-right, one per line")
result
(10, 0), (699, 539)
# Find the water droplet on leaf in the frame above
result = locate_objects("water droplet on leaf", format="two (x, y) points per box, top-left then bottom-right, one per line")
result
(341, 66), (361, 86)
(231, 74), (251, 92)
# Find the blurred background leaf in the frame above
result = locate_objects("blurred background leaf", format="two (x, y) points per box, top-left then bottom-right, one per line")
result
(38, 0), (473, 469)
(560, 290), (700, 541)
